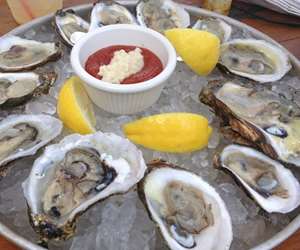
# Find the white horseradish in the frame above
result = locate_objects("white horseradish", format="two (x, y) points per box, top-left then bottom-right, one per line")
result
(98, 48), (144, 84)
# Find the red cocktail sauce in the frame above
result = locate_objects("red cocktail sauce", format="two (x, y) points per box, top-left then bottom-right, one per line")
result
(85, 45), (163, 84)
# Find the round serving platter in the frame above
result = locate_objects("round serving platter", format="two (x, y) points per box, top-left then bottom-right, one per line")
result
(1, 2), (300, 250)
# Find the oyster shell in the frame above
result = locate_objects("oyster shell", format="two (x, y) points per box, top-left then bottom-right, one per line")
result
(219, 39), (291, 83)
(192, 17), (231, 43)
(138, 160), (232, 250)
(23, 132), (146, 240)
(136, 0), (190, 33)
(0, 71), (56, 107)
(200, 81), (300, 167)
(0, 114), (62, 170)
(0, 36), (61, 72)
(90, 0), (137, 31)
(215, 145), (300, 213)
(54, 9), (90, 47)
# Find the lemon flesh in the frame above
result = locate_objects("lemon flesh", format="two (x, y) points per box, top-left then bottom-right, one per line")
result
(123, 113), (212, 153)
(57, 76), (96, 134)
(165, 28), (220, 76)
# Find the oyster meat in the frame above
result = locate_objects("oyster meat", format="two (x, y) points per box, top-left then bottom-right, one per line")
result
(0, 71), (56, 107)
(0, 36), (61, 72)
(200, 81), (300, 167)
(192, 17), (232, 43)
(0, 114), (62, 169)
(215, 145), (300, 213)
(23, 132), (146, 240)
(219, 39), (291, 82)
(138, 160), (232, 250)
(54, 9), (90, 47)
(89, 0), (137, 31)
(136, 0), (190, 33)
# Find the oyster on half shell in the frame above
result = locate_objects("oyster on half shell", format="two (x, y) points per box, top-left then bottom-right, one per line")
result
(0, 36), (61, 72)
(138, 160), (232, 250)
(219, 39), (291, 83)
(0, 114), (62, 170)
(192, 17), (232, 43)
(136, 0), (190, 33)
(0, 71), (56, 107)
(89, 0), (137, 31)
(215, 145), (300, 213)
(23, 132), (146, 240)
(54, 9), (90, 47)
(200, 81), (300, 167)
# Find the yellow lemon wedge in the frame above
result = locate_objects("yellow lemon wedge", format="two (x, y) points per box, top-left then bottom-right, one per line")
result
(57, 76), (96, 134)
(123, 113), (212, 153)
(165, 28), (220, 76)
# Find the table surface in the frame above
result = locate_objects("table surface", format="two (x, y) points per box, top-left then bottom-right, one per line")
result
(0, 0), (300, 249)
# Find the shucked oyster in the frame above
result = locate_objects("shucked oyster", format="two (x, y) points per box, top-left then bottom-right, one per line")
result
(136, 0), (190, 33)
(138, 160), (232, 250)
(54, 9), (90, 47)
(0, 71), (56, 107)
(219, 39), (291, 83)
(89, 0), (137, 31)
(23, 132), (146, 240)
(200, 81), (300, 166)
(0, 114), (62, 170)
(192, 17), (232, 43)
(0, 36), (61, 72)
(215, 145), (300, 213)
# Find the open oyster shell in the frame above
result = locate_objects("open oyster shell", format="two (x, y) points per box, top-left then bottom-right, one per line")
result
(0, 71), (56, 107)
(0, 114), (62, 170)
(200, 81), (300, 167)
(90, 0), (137, 31)
(54, 9), (90, 47)
(219, 39), (291, 83)
(22, 132), (147, 240)
(136, 0), (190, 33)
(0, 36), (61, 72)
(215, 145), (300, 213)
(138, 160), (232, 250)
(192, 17), (232, 43)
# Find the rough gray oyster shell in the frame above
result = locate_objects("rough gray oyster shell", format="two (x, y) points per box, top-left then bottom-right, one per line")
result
(0, 71), (56, 107)
(54, 9), (90, 47)
(200, 81), (300, 167)
(215, 144), (300, 213)
(136, 0), (190, 33)
(138, 160), (232, 250)
(0, 114), (62, 173)
(23, 132), (146, 241)
(219, 39), (291, 83)
(0, 36), (61, 72)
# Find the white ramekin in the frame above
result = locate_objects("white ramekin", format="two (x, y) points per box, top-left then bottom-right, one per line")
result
(70, 24), (177, 114)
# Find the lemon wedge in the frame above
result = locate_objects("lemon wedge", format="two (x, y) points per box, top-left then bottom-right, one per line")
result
(165, 28), (220, 76)
(123, 113), (212, 153)
(57, 76), (96, 134)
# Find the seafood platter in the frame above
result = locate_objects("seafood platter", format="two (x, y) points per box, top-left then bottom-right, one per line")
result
(1, 1), (300, 250)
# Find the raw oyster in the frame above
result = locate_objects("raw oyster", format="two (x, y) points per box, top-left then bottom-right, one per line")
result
(219, 39), (291, 83)
(0, 36), (61, 72)
(90, 0), (137, 31)
(138, 160), (232, 250)
(215, 145), (300, 213)
(0, 114), (62, 170)
(136, 0), (190, 33)
(200, 81), (300, 166)
(0, 71), (56, 107)
(192, 17), (231, 43)
(54, 9), (90, 47)
(23, 132), (146, 240)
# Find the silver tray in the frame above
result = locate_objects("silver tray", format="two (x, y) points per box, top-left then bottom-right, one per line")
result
(1, 3), (300, 250)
